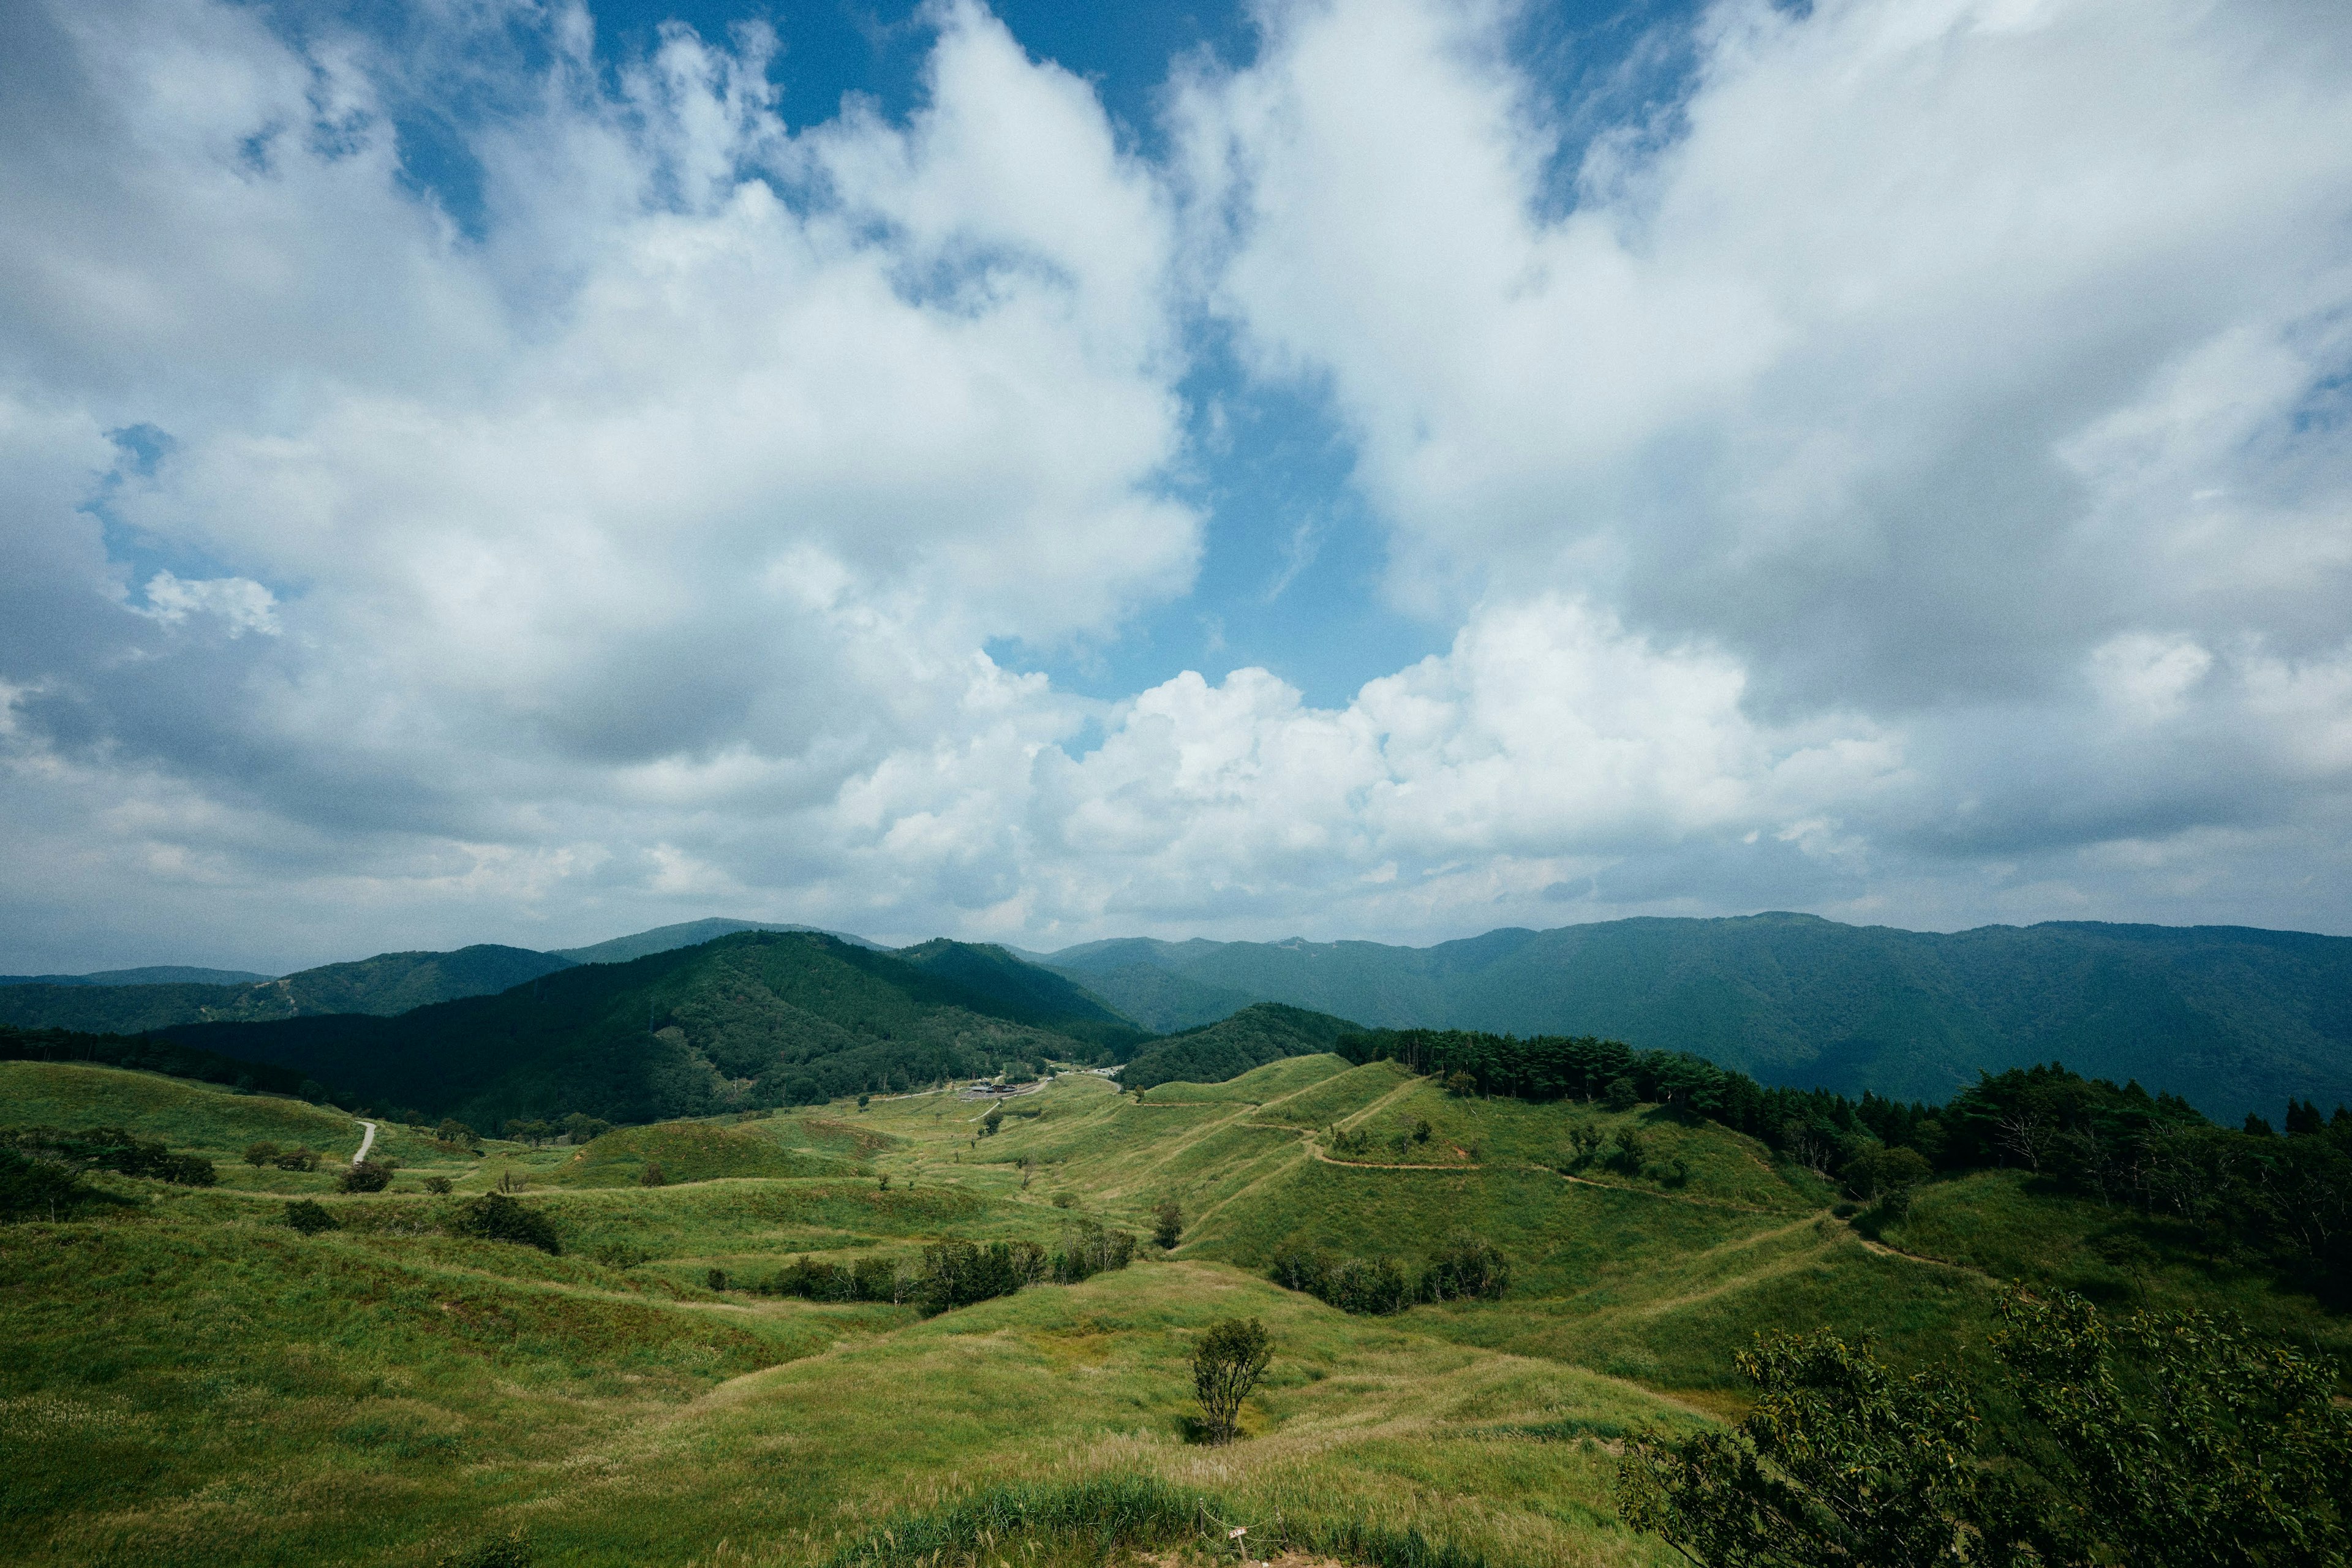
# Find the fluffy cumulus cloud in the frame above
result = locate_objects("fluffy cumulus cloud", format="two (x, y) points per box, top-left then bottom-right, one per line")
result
(1, 0), (2348, 970)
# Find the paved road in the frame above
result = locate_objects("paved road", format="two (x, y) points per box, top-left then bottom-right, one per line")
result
(352, 1119), (378, 1166)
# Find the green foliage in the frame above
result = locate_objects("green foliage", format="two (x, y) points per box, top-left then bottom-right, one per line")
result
(1843, 1143), (1931, 1201)
(1191, 1316), (1272, 1444)
(274, 1145), (320, 1170)
(1446, 1070), (1479, 1098)
(1620, 1289), (2352, 1567)
(1419, 1234), (1510, 1302)
(4, 1124), (215, 1186)
(243, 1140), (277, 1166)
(639, 1161), (665, 1186)
(1154, 1199), (1183, 1250)
(0, 1144), (86, 1220)
(284, 1198), (338, 1234)
(451, 1192), (562, 1254)
(339, 1158), (393, 1193)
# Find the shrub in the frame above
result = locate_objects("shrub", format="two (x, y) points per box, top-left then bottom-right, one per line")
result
(423, 1175), (453, 1194)
(451, 1193), (561, 1254)
(434, 1118), (476, 1147)
(1052, 1221), (1136, 1284)
(707, 1268), (728, 1292)
(1419, 1233), (1509, 1302)
(1443, 1071), (1478, 1097)
(1412, 1118), (1433, 1144)
(982, 1106), (1004, 1136)
(1191, 1317), (1272, 1444)
(243, 1141), (279, 1167)
(339, 1159), (393, 1194)
(157, 1153), (217, 1187)
(1604, 1077), (1640, 1113)
(1052, 1191), (1077, 1208)
(638, 1162), (665, 1188)
(1842, 1144), (1933, 1202)
(560, 1112), (610, 1144)
(274, 1146), (320, 1172)
(284, 1199), (337, 1234)
(916, 1238), (1043, 1313)
(0, 1146), (84, 1221)
(1153, 1200), (1183, 1250)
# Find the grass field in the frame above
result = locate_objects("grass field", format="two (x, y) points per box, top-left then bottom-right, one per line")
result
(3, 1057), (2342, 1565)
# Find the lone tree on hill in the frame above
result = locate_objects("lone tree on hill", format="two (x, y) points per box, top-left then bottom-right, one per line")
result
(1192, 1317), (1273, 1445)
(1154, 1200), (1183, 1250)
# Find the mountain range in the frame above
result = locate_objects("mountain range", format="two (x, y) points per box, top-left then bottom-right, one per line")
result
(4, 911), (2350, 1121)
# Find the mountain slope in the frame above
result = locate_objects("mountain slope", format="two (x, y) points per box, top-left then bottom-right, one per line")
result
(1043, 915), (2352, 1120)
(0, 944), (573, 1033)
(892, 940), (1148, 1054)
(1120, 1003), (1363, 1092)
(552, 918), (882, 965)
(160, 930), (1117, 1126)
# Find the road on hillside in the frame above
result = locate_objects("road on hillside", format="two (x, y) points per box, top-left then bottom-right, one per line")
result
(352, 1119), (377, 1166)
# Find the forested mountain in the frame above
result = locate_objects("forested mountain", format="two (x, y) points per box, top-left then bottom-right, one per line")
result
(0, 945), (573, 1034)
(1120, 1003), (1362, 1093)
(160, 930), (1121, 1127)
(551, 918), (880, 965)
(0, 966), (272, 987)
(1046, 914), (2352, 1120)
(892, 940), (1146, 1052)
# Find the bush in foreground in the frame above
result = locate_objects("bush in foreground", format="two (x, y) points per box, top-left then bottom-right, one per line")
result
(284, 1199), (337, 1234)
(1192, 1317), (1273, 1445)
(1619, 1287), (2352, 1567)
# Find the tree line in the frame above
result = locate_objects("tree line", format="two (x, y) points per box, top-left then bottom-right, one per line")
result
(1335, 1028), (2352, 1305)
(1, 1124), (217, 1219)
(761, 1221), (1139, 1314)
(1268, 1231), (1510, 1314)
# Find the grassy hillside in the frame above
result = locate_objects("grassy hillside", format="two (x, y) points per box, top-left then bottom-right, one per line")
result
(4, 1050), (2343, 1567)
(1121, 1003), (1363, 1091)
(0, 945), (573, 1033)
(160, 931), (1123, 1126)
(1046, 915), (2352, 1120)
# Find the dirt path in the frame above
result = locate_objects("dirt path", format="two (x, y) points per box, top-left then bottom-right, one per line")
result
(352, 1119), (378, 1166)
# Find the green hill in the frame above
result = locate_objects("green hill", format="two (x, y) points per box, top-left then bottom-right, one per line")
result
(0, 944), (574, 1033)
(1046, 914), (2352, 1120)
(4, 1046), (2343, 1568)
(892, 938), (1148, 1052)
(1121, 1002), (1363, 1091)
(159, 930), (1131, 1127)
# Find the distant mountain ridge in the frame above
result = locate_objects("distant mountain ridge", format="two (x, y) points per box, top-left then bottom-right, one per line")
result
(551, 918), (883, 966)
(0, 966), (273, 987)
(0, 945), (572, 1034)
(1044, 914), (2352, 1121)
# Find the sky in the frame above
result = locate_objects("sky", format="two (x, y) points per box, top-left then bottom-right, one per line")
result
(2, 0), (2351, 973)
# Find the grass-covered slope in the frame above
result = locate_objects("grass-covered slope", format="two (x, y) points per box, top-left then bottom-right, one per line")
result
(3, 1057), (2345, 1567)
(159, 930), (1118, 1126)
(0, 944), (575, 1033)
(1121, 1002), (1363, 1091)
(1045, 915), (2352, 1119)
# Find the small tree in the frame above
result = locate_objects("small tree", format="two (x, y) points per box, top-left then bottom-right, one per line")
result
(243, 1141), (279, 1167)
(274, 1145), (320, 1172)
(423, 1175), (453, 1194)
(857, 1093), (870, 1110)
(1443, 1071), (1478, 1098)
(1193, 1317), (1273, 1444)
(983, 1106), (1004, 1137)
(639, 1162), (666, 1188)
(1604, 1077), (1640, 1114)
(435, 1118), (476, 1147)
(707, 1268), (728, 1292)
(339, 1159), (393, 1194)
(1411, 1118), (1432, 1144)
(1154, 1200), (1183, 1250)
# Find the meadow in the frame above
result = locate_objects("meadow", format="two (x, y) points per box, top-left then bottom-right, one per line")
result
(2, 1057), (2342, 1566)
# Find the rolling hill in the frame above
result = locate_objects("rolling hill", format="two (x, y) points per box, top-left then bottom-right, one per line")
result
(551, 917), (883, 964)
(1047, 914), (2352, 1120)
(159, 930), (1137, 1127)
(0, 965), (273, 987)
(4, 1043), (2343, 1567)
(1119, 1002), (1363, 1092)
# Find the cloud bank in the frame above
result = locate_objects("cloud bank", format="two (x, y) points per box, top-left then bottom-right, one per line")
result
(1, 0), (2348, 970)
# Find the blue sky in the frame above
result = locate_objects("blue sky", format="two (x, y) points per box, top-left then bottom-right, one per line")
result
(2, 0), (2351, 971)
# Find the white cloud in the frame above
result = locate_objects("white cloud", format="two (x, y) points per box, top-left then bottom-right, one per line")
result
(1, 0), (2350, 969)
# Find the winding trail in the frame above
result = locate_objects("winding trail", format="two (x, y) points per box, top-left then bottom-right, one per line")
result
(352, 1119), (378, 1166)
